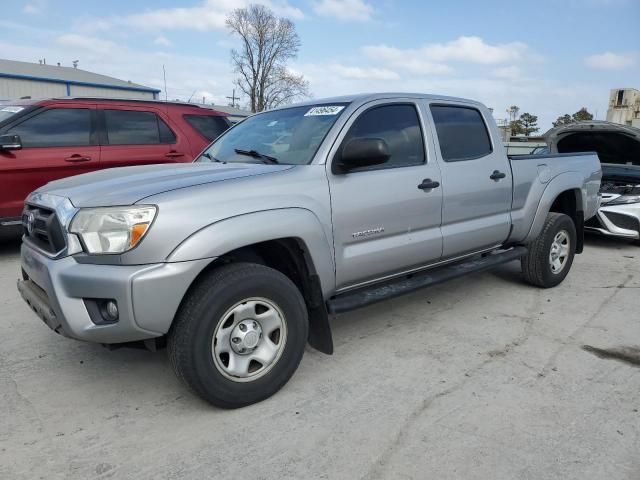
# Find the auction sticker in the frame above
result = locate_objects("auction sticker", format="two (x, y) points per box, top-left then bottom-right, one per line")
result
(1, 106), (24, 113)
(304, 105), (345, 116)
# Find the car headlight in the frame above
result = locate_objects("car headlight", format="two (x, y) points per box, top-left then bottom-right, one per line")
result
(606, 195), (640, 206)
(69, 206), (157, 254)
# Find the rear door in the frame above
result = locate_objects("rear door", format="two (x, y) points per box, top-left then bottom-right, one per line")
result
(427, 103), (512, 258)
(0, 104), (99, 219)
(328, 100), (443, 290)
(98, 106), (190, 168)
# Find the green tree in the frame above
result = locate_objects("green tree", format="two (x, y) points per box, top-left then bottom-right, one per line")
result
(552, 108), (594, 128)
(519, 112), (539, 136)
(572, 108), (594, 122)
(552, 114), (573, 128)
(509, 119), (524, 135)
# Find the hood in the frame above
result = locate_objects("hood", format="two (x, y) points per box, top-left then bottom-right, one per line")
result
(38, 162), (294, 207)
(544, 121), (640, 166)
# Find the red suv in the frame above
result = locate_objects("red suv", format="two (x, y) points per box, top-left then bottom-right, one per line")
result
(0, 98), (230, 227)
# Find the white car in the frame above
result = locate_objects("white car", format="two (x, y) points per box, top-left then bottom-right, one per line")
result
(544, 121), (640, 245)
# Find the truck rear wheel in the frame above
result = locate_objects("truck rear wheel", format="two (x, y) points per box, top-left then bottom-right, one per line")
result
(522, 212), (576, 288)
(168, 262), (309, 408)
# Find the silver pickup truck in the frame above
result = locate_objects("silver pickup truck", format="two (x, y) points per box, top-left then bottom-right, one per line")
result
(17, 93), (601, 408)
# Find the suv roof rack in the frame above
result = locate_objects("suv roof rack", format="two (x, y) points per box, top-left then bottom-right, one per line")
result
(50, 96), (223, 110)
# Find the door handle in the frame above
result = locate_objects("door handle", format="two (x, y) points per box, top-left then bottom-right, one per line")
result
(418, 179), (440, 190)
(64, 154), (91, 163)
(490, 170), (506, 181)
(165, 151), (185, 159)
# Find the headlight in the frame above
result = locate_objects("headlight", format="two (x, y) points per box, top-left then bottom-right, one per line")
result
(606, 195), (640, 206)
(69, 206), (157, 254)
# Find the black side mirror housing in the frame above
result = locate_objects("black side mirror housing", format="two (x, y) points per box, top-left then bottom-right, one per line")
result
(333, 137), (390, 173)
(0, 134), (22, 151)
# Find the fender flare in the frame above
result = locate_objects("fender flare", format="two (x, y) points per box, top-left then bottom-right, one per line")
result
(167, 208), (337, 354)
(167, 207), (335, 294)
(524, 172), (584, 244)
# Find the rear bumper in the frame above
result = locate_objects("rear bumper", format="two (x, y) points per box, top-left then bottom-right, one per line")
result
(585, 203), (640, 240)
(19, 242), (212, 344)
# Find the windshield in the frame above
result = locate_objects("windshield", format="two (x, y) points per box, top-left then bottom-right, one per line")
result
(0, 106), (25, 123)
(196, 103), (349, 165)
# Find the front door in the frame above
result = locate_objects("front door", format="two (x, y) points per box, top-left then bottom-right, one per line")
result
(428, 103), (512, 258)
(328, 101), (443, 290)
(0, 105), (99, 219)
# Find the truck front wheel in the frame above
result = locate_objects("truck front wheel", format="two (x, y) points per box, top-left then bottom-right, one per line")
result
(522, 212), (576, 288)
(168, 263), (309, 408)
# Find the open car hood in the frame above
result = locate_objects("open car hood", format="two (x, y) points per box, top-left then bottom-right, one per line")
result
(544, 121), (640, 166)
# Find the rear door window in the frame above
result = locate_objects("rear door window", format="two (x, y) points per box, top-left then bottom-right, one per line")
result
(184, 115), (229, 141)
(8, 108), (92, 147)
(430, 105), (492, 162)
(104, 109), (176, 145)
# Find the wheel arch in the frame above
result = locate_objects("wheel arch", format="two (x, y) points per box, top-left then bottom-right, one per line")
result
(167, 209), (335, 354)
(524, 173), (585, 252)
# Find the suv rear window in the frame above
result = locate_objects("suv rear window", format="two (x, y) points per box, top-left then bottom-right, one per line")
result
(430, 105), (492, 162)
(104, 110), (176, 145)
(184, 115), (229, 141)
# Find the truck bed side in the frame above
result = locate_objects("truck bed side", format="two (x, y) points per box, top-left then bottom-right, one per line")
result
(507, 152), (602, 243)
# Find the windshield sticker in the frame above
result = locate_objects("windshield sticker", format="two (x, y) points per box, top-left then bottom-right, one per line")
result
(304, 106), (345, 117)
(267, 120), (279, 127)
(1, 106), (24, 113)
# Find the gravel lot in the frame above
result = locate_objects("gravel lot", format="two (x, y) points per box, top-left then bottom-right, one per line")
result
(1, 231), (639, 480)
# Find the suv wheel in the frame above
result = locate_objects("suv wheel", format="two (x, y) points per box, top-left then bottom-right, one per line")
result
(522, 212), (576, 288)
(168, 262), (309, 408)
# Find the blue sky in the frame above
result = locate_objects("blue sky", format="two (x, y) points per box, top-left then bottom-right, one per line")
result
(1, 0), (639, 129)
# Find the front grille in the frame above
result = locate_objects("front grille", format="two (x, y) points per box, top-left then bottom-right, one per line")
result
(22, 204), (66, 255)
(602, 211), (640, 232)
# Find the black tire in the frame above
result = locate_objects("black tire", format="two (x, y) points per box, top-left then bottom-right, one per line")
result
(521, 212), (576, 288)
(168, 262), (309, 409)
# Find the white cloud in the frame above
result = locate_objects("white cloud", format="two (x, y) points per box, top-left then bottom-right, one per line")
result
(585, 52), (635, 70)
(421, 36), (528, 64)
(363, 45), (452, 75)
(154, 36), (172, 47)
(313, 0), (373, 22)
(123, 0), (303, 31)
(361, 36), (532, 78)
(329, 64), (399, 80)
(492, 66), (522, 80)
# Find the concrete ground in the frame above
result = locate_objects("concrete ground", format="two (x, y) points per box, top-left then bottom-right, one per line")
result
(1, 232), (638, 480)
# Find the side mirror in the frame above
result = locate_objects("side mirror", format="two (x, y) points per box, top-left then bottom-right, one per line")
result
(0, 134), (22, 151)
(334, 137), (390, 173)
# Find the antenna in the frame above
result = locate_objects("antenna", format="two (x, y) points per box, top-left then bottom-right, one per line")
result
(162, 64), (168, 102)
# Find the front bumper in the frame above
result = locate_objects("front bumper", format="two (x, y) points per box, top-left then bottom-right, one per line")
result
(585, 202), (640, 240)
(18, 242), (212, 344)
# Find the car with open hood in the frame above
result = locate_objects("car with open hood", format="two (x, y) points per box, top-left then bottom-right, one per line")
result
(544, 121), (640, 244)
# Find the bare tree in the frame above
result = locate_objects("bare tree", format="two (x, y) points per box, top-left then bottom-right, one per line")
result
(226, 4), (310, 113)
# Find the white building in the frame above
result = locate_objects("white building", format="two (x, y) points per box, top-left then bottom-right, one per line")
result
(0, 59), (160, 101)
(606, 88), (640, 128)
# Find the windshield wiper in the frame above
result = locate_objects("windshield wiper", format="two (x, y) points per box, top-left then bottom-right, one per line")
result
(234, 148), (280, 164)
(201, 152), (224, 163)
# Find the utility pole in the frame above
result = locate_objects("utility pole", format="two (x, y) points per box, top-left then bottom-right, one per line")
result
(226, 89), (240, 108)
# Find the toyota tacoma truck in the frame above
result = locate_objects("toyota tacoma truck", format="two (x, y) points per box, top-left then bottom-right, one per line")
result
(17, 93), (602, 408)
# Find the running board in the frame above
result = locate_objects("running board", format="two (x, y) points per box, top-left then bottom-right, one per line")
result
(327, 246), (527, 314)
